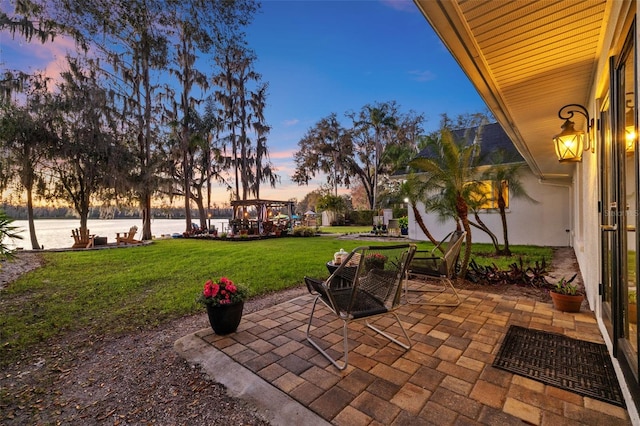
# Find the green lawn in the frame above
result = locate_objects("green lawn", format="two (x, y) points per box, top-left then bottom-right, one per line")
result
(318, 225), (372, 234)
(0, 236), (552, 367)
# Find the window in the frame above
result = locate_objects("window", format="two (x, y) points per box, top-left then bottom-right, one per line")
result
(472, 180), (509, 210)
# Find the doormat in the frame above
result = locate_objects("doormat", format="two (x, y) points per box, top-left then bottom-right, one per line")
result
(492, 325), (625, 407)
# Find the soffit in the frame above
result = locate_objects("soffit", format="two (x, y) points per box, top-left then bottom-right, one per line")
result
(414, 0), (608, 179)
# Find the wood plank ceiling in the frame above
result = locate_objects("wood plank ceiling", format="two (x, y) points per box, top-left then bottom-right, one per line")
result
(414, 0), (608, 179)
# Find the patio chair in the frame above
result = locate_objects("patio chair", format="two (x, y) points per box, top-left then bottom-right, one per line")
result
(116, 226), (141, 245)
(405, 230), (466, 306)
(304, 243), (417, 370)
(71, 228), (94, 249)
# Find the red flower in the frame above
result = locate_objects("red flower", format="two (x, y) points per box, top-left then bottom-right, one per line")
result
(198, 276), (246, 307)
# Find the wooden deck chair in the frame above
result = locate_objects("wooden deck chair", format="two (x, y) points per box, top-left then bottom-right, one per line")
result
(71, 228), (94, 249)
(405, 230), (466, 307)
(116, 226), (141, 245)
(304, 243), (417, 370)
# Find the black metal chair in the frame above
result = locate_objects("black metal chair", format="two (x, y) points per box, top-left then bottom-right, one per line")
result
(304, 244), (417, 370)
(405, 230), (466, 307)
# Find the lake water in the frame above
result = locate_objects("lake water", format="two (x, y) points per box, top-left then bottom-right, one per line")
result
(8, 218), (231, 250)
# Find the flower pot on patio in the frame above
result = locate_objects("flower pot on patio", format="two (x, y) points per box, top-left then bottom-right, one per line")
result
(550, 291), (583, 313)
(197, 277), (246, 335)
(206, 301), (244, 335)
(549, 275), (583, 313)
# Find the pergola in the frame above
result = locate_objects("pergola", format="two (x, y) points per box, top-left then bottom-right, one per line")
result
(230, 199), (295, 235)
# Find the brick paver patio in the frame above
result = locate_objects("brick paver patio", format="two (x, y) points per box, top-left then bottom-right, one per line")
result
(194, 288), (632, 425)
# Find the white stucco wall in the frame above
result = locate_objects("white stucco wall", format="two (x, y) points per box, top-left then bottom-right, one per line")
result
(407, 168), (572, 247)
(571, 153), (600, 314)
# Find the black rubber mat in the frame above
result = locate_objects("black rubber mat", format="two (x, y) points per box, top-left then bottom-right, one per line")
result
(492, 325), (625, 407)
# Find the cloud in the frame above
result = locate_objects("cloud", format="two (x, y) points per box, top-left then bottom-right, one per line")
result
(380, 0), (417, 13)
(269, 148), (297, 160)
(282, 119), (299, 127)
(3, 33), (77, 88)
(408, 69), (436, 82)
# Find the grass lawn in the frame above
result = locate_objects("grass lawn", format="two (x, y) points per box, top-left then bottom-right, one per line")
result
(318, 225), (372, 234)
(0, 235), (552, 367)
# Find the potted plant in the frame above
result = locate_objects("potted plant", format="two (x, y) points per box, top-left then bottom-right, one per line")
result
(197, 277), (247, 335)
(364, 253), (387, 272)
(629, 290), (637, 324)
(398, 216), (409, 235)
(549, 274), (583, 312)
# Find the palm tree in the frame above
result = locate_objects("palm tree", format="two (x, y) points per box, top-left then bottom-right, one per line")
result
(481, 150), (537, 255)
(400, 177), (441, 247)
(409, 129), (483, 276)
(0, 209), (22, 258)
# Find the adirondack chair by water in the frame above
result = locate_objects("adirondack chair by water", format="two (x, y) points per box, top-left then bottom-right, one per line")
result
(71, 228), (94, 249)
(116, 226), (141, 245)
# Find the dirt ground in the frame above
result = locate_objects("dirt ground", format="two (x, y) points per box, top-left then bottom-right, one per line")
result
(0, 247), (580, 425)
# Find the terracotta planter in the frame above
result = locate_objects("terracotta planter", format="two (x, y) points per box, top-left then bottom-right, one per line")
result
(630, 303), (637, 324)
(206, 301), (244, 335)
(550, 291), (583, 313)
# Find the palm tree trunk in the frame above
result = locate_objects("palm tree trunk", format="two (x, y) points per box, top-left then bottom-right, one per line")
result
(411, 203), (440, 247)
(471, 212), (500, 254)
(498, 188), (511, 255)
(456, 193), (472, 277)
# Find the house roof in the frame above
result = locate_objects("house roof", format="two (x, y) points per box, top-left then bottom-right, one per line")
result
(416, 122), (525, 166)
(413, 0), (611, 180)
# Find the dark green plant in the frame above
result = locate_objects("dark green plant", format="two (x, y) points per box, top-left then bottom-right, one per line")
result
(0, 210), (22, 259)
(525, 259), (551, 287)
(398, 216), (408, 229)
(552, 274), (580, 295)
(292, 226), (316, 237)
(466, 256), (551, 288)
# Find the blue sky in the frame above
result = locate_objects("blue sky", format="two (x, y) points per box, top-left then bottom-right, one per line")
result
(244, 0), (488, 201)
(2, 0), (488, 204)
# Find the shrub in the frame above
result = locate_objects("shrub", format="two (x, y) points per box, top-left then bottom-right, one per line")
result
(349, 210), (376, 226)
(292, 226), (316, 237)
(392, 207), (408, 219)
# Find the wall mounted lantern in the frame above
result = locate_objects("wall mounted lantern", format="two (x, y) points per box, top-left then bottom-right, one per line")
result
(552, 104), (592, 163)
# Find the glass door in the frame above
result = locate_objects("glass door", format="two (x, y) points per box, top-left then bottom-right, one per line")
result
(600, 95), (615, 340)
(609, 22), (638, 380)
(621, 45), (637, 371)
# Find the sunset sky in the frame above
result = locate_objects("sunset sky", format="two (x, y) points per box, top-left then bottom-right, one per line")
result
(2, 0), (488, 205)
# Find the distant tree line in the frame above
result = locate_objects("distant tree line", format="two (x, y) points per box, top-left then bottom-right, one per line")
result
(0, 204), (234, 220)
